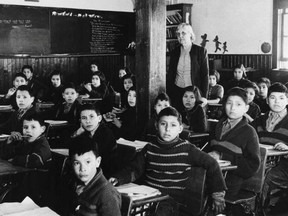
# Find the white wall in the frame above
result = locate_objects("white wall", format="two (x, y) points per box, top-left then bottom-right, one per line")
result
(179, 0), (273, 54)
(0, 0), (134, 12)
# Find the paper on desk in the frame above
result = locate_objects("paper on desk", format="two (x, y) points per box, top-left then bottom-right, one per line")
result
(6, 207), (59, 216)
(117, 138), (148, 150)
(217, 159), (231, 167)
(116, 183), (161, 200)
(51, 148), (69, 156)
(259, 144), (274, 150)
(44, 120), (68, 125)
(0, 196), (39, 215)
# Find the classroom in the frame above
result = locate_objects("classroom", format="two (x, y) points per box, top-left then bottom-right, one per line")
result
(0, 0), (287, 215)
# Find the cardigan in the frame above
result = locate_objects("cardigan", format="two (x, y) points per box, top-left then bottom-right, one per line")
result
(208, 84), (224, 100)
(252, 111), (288, 146)
(68, 168), (121, 216)
(167, 44), (209, 97)
(210, 117), (260, 179)
(114, 137), (226, 210)
(1, 135), (52, 169)
(247, 101), (261, 121)
(181, 103), (207, 132)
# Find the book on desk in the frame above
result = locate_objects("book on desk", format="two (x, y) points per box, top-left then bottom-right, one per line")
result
(117, 138), (148, 151)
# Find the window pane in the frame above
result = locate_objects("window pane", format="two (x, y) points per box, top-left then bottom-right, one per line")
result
(284, 14), (288, 35)
(283, 37), (288, 58)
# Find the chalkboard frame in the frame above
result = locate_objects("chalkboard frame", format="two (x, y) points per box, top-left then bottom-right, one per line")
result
(0, 4), (135, 56)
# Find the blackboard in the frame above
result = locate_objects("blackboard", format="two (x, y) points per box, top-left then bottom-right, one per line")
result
(0, 5), (50, 55)
(0, 5), (135, 55)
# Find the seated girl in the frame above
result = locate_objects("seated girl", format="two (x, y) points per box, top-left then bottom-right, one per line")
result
(44, 70), (64, 105)
(225, 64), (248, 92)
(119, 74), (135, 109)
(180, 86), (207, 132)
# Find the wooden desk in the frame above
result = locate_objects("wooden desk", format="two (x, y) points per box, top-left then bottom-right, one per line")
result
(0, 159), (34, 203)
(260, 144), (288, 169)
(36, 102), (54, 112)
(0, 105), (13, 113)
(0, 135), (9, 142)
(81, 98), (102, 104)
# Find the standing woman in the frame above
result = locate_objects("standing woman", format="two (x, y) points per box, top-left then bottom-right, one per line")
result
(167, 23), (209, 111)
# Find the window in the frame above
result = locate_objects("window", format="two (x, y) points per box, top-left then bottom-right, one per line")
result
(273, 0), (288, 69)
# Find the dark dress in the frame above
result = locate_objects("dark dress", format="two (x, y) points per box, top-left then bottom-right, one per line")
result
(181, 103), (207, 132)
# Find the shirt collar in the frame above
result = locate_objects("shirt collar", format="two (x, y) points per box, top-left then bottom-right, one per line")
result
(269, 108), (287, 118)
(223, 117), (243, 129)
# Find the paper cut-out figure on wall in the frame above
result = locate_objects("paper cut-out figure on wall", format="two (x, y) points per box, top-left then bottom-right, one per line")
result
(213, 35), (221, 53)
(200, 33), (209, 47)
(223, 42), (228, 54)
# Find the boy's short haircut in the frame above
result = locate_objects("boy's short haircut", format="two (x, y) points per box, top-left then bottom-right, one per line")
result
(223, 87), (249, 105)
(16, 85), (35, 97)
(80, 103), (102, 116)
(268, 82), (288, 97)
(21, 65), (33, 74)
(257, 77), (271, 88)
(62, 82), (77, 93)
(69, 136), (99, 159)
(128, 85), (136, 93)
(154, 92), (171, 105)
(22, 113), (45, 126)
(157, 106), (182, 125)
(233, 63), (247, 78)
(14, 72), (28, 81)
(183, 85), (202, 101)
(240, 80), (259, 95)
(209, 70), (220, 82)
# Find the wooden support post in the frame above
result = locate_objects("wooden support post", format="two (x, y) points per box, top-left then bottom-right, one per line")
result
(135, 0), (166, 125)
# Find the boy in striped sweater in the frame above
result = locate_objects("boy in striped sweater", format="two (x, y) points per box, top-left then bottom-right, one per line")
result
(109, 107), (226, 216)
(252, 82), (288, 208)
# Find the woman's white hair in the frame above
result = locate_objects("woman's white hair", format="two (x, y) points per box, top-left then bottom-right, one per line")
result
(176, 23), (196, 42)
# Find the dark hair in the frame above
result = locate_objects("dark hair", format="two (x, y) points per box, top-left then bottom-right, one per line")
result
(268, 82), (288, 97)
(69, 136), (99, 159)
(240, 80), (259, 95)
(90, 61), (98, 67)
(209, 70), (220, 82)
(16, 85), (35, 97)
(257, 77), (271, 88)
(21, 65), (33, 74)
(182, 85), (202, 102)
(49, 70), (63, 81)
(80, 103), (101, 116)
(62, 82), (77, 93)
(157, 106), (182, 125)
(14, 72), (27, 81)
(90, 71), (107, 85)
(223, 87), (248, 105)
(154, 92), (171, 105)
(233, 63), (247, 78)
(22, 113), (45, 126)
(122, 74), (135, 87)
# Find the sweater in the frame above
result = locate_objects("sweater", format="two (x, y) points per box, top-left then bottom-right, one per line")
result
(68, 168), (121, 216)
(247, 101), (261, 121)
(210, 117), (260, 179)
(1, 135), (52, 169)
(114, 137), (226, 210)
(252, 111), (288, 146)
(181, 103), (207, 132)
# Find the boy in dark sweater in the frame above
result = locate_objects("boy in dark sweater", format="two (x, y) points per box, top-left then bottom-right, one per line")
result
(72, 104), (117, 178)
(109, 107), (226, 216)
(0, 113), (51, 169)
(67, 136), (121, 216)
(252, 82), (288, 208)
(209, 87), (260, 198)
(0, 85), (37, 135)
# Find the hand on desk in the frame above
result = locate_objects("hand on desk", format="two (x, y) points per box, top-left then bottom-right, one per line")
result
(274, 142), (288, 151)
(212, 191), (226, 214)
(109, 177), (119, 186)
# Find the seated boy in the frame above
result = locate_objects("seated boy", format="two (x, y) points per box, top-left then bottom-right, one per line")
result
(66, 136), (121, 216)
(209, 87), (260, 198)
(0, 85), (37, 135)
(254, 77), (271, 113)
(109, 107), (226, 216)
(0, 72), (28, 110)
(72, 104), (117, 178)
(0, 113), (51, 168)
(252, 82), (288, 208)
